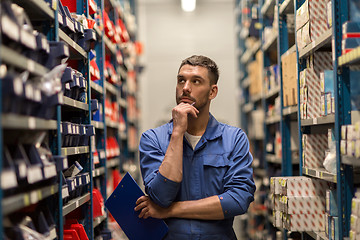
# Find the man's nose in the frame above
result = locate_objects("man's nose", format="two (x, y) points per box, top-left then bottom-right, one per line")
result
(183, 81), (191, 93)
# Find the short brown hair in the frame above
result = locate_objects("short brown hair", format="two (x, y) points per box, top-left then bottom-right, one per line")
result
(178, 55), (219, 85)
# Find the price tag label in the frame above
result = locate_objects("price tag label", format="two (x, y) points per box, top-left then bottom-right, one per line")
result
(24, 194), (30, 206)
(28, 117), (36, 129)
(30, 191), (38, 204)
(313, 118), (318, 125)
(38, 190), (42, 200)
(51, 186), (55, 195)
(316, 170), (320, 178)
(305, 168), (309, 175)
(27, 60), (35, 72)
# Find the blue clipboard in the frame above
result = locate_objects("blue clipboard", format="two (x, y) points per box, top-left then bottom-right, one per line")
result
(105, 172), (168, 240)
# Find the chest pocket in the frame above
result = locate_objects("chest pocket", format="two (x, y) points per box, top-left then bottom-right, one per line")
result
(202, 154), (231, 196)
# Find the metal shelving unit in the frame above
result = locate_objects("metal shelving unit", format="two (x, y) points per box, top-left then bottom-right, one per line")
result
(0, 0), (141, 239)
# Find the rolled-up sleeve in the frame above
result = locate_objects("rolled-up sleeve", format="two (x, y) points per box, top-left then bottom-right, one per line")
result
(139, 130), (181, 208)
(218, 130), (256, 218)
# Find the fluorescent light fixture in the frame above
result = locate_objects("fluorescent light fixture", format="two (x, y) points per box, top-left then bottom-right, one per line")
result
(181, 0), (196, 12)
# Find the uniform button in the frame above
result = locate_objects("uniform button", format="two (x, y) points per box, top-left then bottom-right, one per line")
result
(225, 210), (228, 213)
(164, 179), (167, 182)
(220, 197), (223, 200)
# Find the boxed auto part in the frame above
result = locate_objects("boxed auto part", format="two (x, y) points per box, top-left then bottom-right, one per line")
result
(282, 51), (297, 107)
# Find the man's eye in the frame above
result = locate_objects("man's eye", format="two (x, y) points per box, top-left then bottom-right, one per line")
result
(178, 79), (185, 83)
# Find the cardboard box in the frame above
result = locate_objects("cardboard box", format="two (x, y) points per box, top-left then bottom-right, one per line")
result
(281, 176), (328, 197)
(308, 0), (330, 42)
(282, 52), (298, 107)
(352, 198), (360, 217)
(340, 140), (347, 155)
(350, 215), (360, 232)
(303, 133), (328, 168)
(285, 212), (325, 231)
(349, 230), (360, 240)
(249, 52), (263, 96)
(285, 196), (325, 215)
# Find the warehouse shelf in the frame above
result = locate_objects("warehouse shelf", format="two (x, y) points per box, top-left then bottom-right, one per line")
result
(104, 36), (117, 55)
(282, 106), (298, 116)
(92, 120), (104, 129)
(338, 45), (360, 66)
(303, 167), (337, 183)
(90, 81), (104, 95)
(265, 115), (281, 125)
(261, 0), (275, 17)
(119, 131), (127, 140)
(342, 156), (360, 167)
(63, 193), (91, 216)
(0, 0), (140, 238)
(281, 44), (296, 59)
(251, 93), (263, 103)
(118, 98), (128, 108)
(59, 29), (87, 59)
(306, 231), (329, 240)
(2, 184), (58, 216)
(105, 118), (119, 129)
(242, 78), (250, 89)
(1, 114), (57, 130)
(0, 45), (49, 76)
(118, 66), (128, 80)
(254, 168), (267, 177)
(93, 214), (107, 228)
(266, 154), (282, 164)
(105, 81), (118, 96)
(63, 96), (89, 111)
(299, 29), (332, 59)
(265, 85), (281, 99)
(301, 115), (335, 126)
(106, 158), (120, 168)
(263, 31), (278, 52)
(93, 167), (106, 178)
(61, 146), (90, 156)
(241, 40), (261, 64)
(279, 0), (294, 15)
(12, 0), (54, 20)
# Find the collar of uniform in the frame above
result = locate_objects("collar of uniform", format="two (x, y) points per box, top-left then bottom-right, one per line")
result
(167, 113), (224, 141)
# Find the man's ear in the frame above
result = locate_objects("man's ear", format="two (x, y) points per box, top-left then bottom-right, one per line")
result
(209, 84), (218, 100)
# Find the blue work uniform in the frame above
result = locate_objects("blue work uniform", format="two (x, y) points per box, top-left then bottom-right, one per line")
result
(139, 114), (256, 240)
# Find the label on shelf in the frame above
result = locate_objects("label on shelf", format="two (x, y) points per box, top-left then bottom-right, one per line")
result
(1, 170), (17, 189)
(27, 60), (35, 72)
(28, 117), (36, 129)
(44, 165), (57, 179)
(27, 166), (43, 184)
(30, 191), (38, 204)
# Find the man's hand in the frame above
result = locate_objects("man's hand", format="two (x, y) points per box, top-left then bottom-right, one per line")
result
(172, 102), (198, 135)
(135, 196), (170, 219)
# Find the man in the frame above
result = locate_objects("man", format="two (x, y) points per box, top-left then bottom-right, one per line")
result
(135, 55), (255, 239)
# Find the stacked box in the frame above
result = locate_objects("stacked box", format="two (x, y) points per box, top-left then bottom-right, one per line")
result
(303, 133), (328, 168)
(270, 176), (328, 232)
(296, 0), (330, 49)
(350, 196), (360, 240)
(285, 212), (325, 231)
(341, 121), (360, 158)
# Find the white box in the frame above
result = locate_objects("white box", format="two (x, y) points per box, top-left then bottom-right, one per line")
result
(351, 214), (360, 232)
(352, 198), (360, 217)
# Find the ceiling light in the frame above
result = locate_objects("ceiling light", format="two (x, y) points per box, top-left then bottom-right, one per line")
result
(181, 0), (196, 12)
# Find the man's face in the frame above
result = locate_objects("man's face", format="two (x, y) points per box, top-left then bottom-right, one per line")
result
(176, 64), (217, 110)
